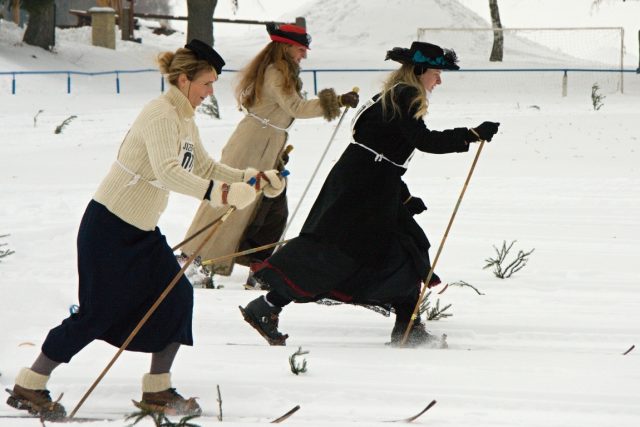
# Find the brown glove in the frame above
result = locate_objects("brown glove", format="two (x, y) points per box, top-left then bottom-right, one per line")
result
(339, 91), (360, 108)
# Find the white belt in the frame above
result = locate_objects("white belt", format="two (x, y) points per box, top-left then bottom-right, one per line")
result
(243, 108), (294, 132)
(350, 141), (413, 170)
(115, 160), (168, 191)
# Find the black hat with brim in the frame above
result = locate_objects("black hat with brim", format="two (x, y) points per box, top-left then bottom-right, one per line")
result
(386, 41), (459, 72)
(185, 39), (226, 75)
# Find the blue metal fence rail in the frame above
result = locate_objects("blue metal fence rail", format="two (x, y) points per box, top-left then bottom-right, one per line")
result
(1, 68), (638, 95)
(0, 69), (160, 95)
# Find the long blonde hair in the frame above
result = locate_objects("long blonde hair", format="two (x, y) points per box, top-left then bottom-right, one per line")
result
(380, 64), (427, 121)
(235, 42), (301, 108)
(157, 48), (216, 86)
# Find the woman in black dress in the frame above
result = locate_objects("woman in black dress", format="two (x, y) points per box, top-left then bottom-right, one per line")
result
(240, 41), (499, 347)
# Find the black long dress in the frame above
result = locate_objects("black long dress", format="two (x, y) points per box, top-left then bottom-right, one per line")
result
(254, 84), (473, 307)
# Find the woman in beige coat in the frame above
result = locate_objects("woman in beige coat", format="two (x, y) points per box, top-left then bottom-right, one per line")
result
(182, 24), (359, 286)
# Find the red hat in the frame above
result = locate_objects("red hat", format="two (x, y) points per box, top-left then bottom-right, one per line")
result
(267, 23), (311, 49)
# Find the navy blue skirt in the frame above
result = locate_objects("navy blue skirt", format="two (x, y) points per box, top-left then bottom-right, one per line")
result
(42, 200), (193, 363)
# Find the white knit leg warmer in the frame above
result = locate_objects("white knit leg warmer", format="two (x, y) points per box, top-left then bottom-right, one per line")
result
(142, 373), (172, 393)
(15, 367), (49, 390)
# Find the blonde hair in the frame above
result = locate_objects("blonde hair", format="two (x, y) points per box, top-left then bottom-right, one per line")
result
(157, 48), (216, 86)
(380, 64), (428, 121)
(235, 42), (301, 109)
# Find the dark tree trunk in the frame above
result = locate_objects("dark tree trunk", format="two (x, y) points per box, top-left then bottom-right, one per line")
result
(187, 0), (218, 46)
(22, 0), (56, 50)
(489, 0), (503, 62)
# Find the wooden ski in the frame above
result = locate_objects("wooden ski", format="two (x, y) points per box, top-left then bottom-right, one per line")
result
(270, 405), (301, 423)
(385, 400), (437, 423)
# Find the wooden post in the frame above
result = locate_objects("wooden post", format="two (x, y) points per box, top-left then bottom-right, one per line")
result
(121, 7), (130, 40)
(89, 7), (116, 49)
(12, 0), (20, 25)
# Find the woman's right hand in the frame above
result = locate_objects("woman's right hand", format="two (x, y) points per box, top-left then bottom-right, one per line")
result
(210, 182), (256, 209)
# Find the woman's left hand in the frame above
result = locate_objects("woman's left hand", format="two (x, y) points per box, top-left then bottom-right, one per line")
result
(404, 196), (427, 215)
(258, 170), (286, 198)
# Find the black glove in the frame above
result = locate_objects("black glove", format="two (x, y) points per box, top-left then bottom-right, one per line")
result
(339, 91), (360, 108)
(404, 197), (427, 216)
(471, 121), (500, 142)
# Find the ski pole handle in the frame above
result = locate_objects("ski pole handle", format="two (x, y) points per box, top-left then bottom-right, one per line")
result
(247, 169), (290, 187)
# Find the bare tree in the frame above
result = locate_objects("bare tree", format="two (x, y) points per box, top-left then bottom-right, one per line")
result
(22, 0), (56, 50)
(136, 0), (173, 30)
(187, 0), (218, 46)
(489, 0), (503, 62)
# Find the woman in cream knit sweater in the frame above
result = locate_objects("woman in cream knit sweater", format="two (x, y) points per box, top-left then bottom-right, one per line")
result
(6, 40), (284, 419)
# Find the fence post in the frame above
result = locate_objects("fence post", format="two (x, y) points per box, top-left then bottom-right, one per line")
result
(562, 70), (567, 97)
(637, 30), (640, 73)
(313, 70), (318, 95)
(295, 16), (306, 29)
(67, 72), (71, 94)
(12, 73), (16, 95)
(116, 71), (120, 94)
(121, 7), (131, 41)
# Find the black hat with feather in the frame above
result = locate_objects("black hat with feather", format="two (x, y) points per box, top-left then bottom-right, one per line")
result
(386, 41), (459, 74)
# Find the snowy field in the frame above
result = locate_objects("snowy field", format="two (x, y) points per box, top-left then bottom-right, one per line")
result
(1, 0), (639, 426)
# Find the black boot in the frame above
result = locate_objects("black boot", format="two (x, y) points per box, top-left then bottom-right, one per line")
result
(389, 319), (435, 347)
(239, 296), (288, 345)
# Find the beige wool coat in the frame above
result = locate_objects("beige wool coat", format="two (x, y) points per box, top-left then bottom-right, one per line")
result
(182, 64), (342, 275)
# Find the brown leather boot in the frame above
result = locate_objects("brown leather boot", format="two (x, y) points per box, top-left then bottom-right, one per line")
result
(140, 388), (202, 416)
(6, 384), (66, 420)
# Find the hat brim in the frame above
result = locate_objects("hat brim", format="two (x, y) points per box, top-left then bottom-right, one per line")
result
(270, 35), (310, 50)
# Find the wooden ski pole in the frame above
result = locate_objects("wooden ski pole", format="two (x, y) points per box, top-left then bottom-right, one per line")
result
(171, 216), (222, 252)
(68, 206), (236, 419)
(200, 238), (292, 267)
(400, 138), (487, 347)
(281, 87), (359, 240)
(174, 170), (290, 254)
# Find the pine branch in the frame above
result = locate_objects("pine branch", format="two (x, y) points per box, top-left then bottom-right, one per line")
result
(198, 95), (220, 119)
(419, 291), (453, 320)
(216, 384), (223, 421)
(125, 408), (201, 427)
(289, 346), (309, 375)
(448, 280), (485, 295)
(0, 234), (15, 262)
(33, 109), (44, 127)
(484, 240), (534, 279)
(426, 299), (453, 321)
(54, 115), (77, 134)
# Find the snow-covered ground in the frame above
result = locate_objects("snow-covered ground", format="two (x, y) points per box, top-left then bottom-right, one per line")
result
(1, 1), (639, 426)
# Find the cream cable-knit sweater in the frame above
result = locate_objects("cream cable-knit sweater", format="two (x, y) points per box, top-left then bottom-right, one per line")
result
(94, 85), (244, 231)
